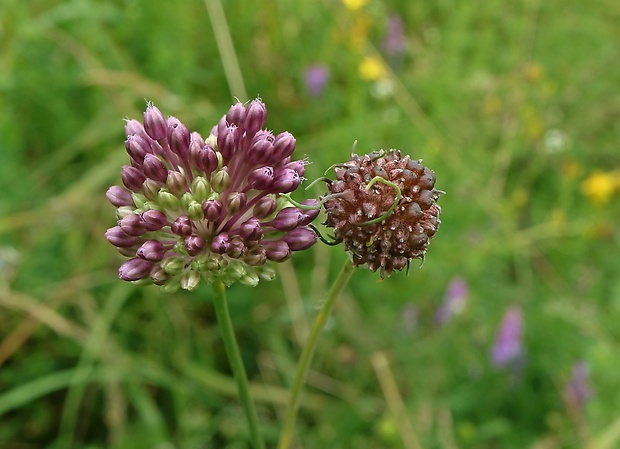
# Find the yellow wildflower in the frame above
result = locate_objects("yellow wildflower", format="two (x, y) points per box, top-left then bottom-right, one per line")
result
(581, 171), (620, 205)
(359, 56), (387, 81)
(342, 0), (368, 11)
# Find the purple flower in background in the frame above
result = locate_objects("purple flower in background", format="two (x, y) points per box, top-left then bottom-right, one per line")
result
(564, 360), (592, 410)
(491, 305), (524, 370)
(382, 15), (406, 57)
(304, 65), (330, 97)
(435, 277), (468, 325)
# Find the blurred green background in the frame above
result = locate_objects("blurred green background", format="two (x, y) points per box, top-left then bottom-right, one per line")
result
(1, 0), (620, 448)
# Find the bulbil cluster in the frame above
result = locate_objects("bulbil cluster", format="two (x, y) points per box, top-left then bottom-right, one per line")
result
(106, 99), (318, 291)
(323, 149), (441, 277)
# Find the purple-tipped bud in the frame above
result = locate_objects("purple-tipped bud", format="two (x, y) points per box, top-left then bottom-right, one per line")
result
(271, 168), (301, 193)
(226, 102), (246, 128)
(167, 117), (189, 156)
(282, 226), (317, 251)
(253, 196), (277, 219)
(226, 192), (247, 214)
(216, 115), (228, 135)
(211, 232), (231, 254)
(125, 119), (145, 137)
(106, 186), (134, 207)
(271, 131), (296, 162)
(140, 209), (168, 231)
(211, 168), (230, 193)
(248, 136), (274, 165)
(217, 125), (238, 161)
(248, 166), (274, 191)
(105, 226), (140, 248)
(119, 257), (153, 281)
(184, 234), (207, 256)
(136, 240), (166, 261)
(226, 237), (246, 259)
(167, 171), (189, 197)
(244, 99), (268, 135)
(285, 160), (305, 178)
(143, 154), (169, 183)
(119, 214), (146, 237)
(202, 199), (223, 222)
(141, 179), (161, 200)
(125, 134), (153, 164)
(191, 142), (218, 176)
(239, 218), (263, 240)
(171, 214), (193, 236)
(150, 265), (170, 285)
(121, 165), (146, 192)
(299, 199), (321, 225)
(143, 104), (169, 140)
(263, 239), (291, 262)
(271, 207), (304, 231)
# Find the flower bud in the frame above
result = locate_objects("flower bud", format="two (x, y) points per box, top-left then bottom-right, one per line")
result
(171, 215), (193, 236)
(282, 226), (317, 251)
(150, 265), (170, 285)
(248, 137), (274, 165)
(202, 199), (223, 222)
(271, 207), (304, 231)
(161, 256), (187, 276)
(244, 99), (267, 135)
(226, 237), (246, 259)
(253, 196), (277, 219)
(211, 232), (231, 254)
(248, 166), (274, 190)
(125, 134), (153, 164)
(191, 176), (210, 202)
(211, 168), (230, 193)
(285, 160), (305, 178)
(271, 168), (301, 193)
(167, 171), (189, 197)
(184, 234), (206, 256)
(119, 214), (146, 236)
(136, 240), (166, 261)
(226, 192), (246, 214)
(119, 258), (153, 281)
(105, 226), (140, 248)
(239, 218), (263, 240)
(271, 131), (296, 162)
(157, 190), (180, 210)
(299, 199), (321, 225)
(188, 201), (204, 221)
(239, 272), (260, 287)
(121, 165), (146, 192)
(263, 240), (291, 262)
(142, 178), (161, 200)
(125, 119), (145, 137)
(106, 186), (134, 207)
(217, 125), (238, 161)
(180, 270), (201, 290)
(143, 154), (169, 183)
(244, 247), (267, 266)
(140, 209), (168, 231)
(168, 117), (190, 159)
(192, 143), (218, 177)
(226, 102), (246, 128)
(143, 104), (169, 140)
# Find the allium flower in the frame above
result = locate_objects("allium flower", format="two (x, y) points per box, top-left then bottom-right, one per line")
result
(435, 277), (468, 325)
(323, 149), (441, 277)
(490, 305), (524, 370)
(105, 100), (318, 291)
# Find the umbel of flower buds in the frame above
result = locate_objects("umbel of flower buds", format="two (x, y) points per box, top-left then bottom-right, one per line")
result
(323, 149), (441, 277)
(105, 100), (318, 291)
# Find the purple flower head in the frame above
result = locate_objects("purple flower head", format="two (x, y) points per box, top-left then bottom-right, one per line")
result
(435, 277), (468, 325)
(304, 65), (330, 97)
(491, 305), (524, 370)
(564, 360), (592, 410)
(382, 15), (406, 57)
(106, 99), (319, 290)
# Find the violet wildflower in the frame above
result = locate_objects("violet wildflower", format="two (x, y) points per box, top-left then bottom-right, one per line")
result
(435, 277), (468, 325)
(490, 305), (524, 370)
(382, 15), (407, 57)
(105, 100), (318, 291)
(322, 149), (442, 277)
(304, 65), (330, 97)
(564, 360), (592, 410)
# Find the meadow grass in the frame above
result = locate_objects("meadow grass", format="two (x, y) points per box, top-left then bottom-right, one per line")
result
(1, 0), (620, 447)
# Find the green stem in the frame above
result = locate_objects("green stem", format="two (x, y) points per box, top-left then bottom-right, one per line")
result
(277, 258), (356, 449)
(212, 280), (265, 449)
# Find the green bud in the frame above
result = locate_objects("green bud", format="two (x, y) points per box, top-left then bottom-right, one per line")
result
(142, 179), (161, 201)
(181, 192), (195, 211)
(239, 272), (260, 287)
(173, 240), (188, 255)
(142, 201), (161, 211)
(158, 190), (180, 211)
(180, 270), (201, 290)
(206, 133), (218, 149)
(116, 206), (135, 220)
(257, 266), (276, 281)
(192, 176), (210, 202)
(191, 255), (209, 272)
(211, 169), (230, 193)
(161, 279), (181, 293)
(188, 202), (204, 221)
(167, 171), (189, 197)
(206, 255), (228, 271)
(228, 260), (246, 279)
(161, 256), (186, 276)
(132, 192), (148, 209)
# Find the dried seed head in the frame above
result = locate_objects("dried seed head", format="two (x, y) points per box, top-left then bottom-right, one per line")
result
(323, 149), (442, 277)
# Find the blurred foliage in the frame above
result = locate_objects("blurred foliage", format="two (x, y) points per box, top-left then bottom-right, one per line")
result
(1, 0), (620, 448)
